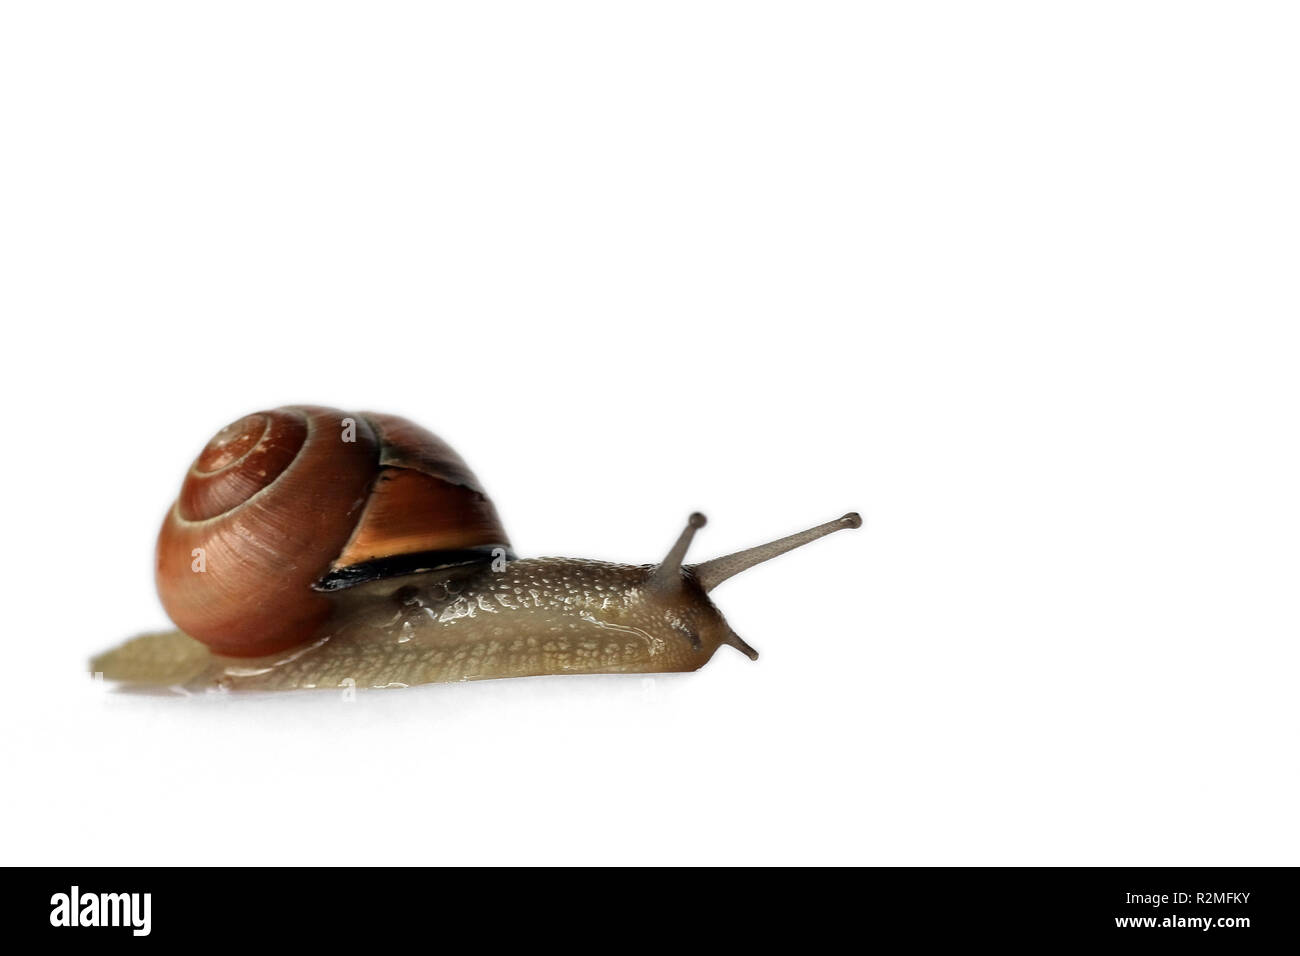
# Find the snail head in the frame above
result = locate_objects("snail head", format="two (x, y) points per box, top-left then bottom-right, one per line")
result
(642, 511), (863, 660)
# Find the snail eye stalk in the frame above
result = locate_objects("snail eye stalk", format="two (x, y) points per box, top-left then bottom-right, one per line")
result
(648, 512), (707, 594)
(691, 513), (862, 593)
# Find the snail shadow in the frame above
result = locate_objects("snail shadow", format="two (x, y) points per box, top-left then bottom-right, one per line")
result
(98, 670), (695, 722)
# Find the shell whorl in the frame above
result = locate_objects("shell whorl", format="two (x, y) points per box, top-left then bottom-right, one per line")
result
(176, 410), (309, 521)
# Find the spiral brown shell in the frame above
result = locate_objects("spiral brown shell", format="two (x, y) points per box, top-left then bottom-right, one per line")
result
(155, 406), (510, 657)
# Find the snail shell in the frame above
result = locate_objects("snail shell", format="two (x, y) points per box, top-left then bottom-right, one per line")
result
(155, 406), (510, 657)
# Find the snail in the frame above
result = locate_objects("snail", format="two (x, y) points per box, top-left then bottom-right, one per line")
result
(92, 406), (861, 692)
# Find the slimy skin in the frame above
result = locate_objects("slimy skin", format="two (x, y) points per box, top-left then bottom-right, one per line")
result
(92, 558), (753, 692)
(93, 512), (860, 693)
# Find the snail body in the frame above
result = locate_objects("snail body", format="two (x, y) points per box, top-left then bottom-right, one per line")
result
(93, 406), (860, 692)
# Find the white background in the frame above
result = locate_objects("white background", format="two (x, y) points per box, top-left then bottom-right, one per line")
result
(1, 3), (1296, 866)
